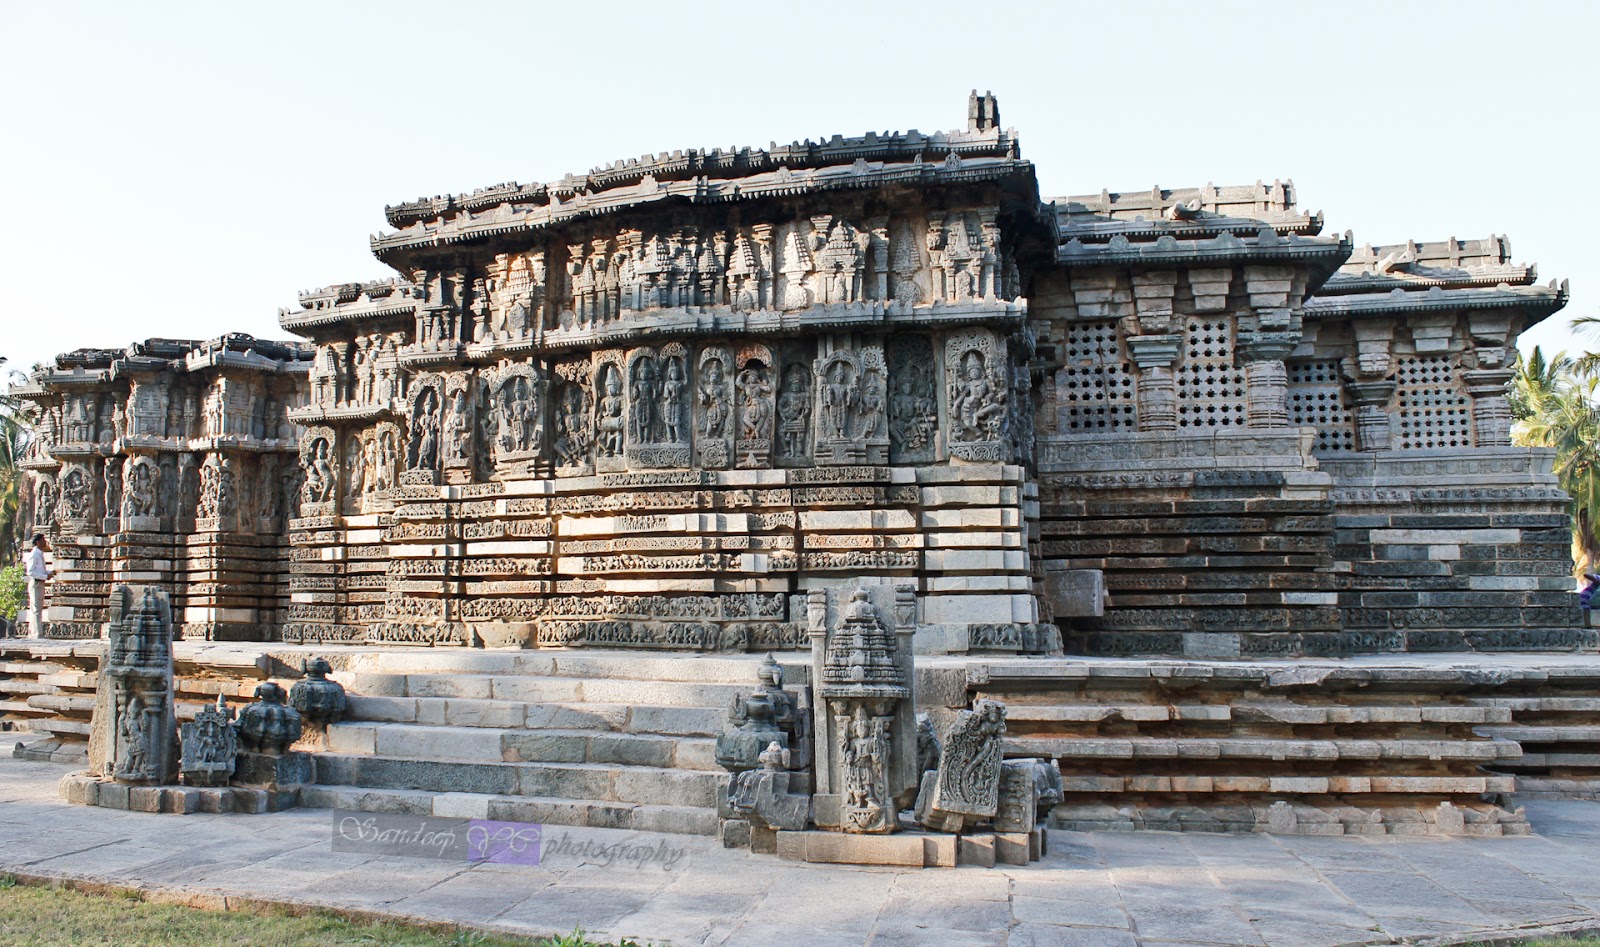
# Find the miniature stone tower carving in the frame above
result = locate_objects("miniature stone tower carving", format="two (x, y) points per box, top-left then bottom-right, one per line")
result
(100, 586), (179, 785)
(809, 584), (917, 834)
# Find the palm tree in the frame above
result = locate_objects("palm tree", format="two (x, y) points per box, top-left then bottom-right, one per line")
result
(0, 357), (35, 563)
(1509, 345), (1571, 421)
(1512, 357), (1600, 574)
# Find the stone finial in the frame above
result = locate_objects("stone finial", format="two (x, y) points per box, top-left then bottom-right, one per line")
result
(289, 655), (347, 726)
(967, 90), (1001, 132)
(237, 682), (303, 754)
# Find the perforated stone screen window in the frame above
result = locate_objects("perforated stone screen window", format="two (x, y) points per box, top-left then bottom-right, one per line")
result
(1395, 355), (1472, 449)
(1177, 318), (1246, 428)
(1057, 321), (1136, 431)
(1287, 360), (1354, 452)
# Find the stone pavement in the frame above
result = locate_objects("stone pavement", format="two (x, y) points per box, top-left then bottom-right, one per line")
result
(2, 733), (1598, 947)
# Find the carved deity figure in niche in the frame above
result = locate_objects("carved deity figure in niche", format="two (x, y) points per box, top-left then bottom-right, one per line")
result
(858, 371), (886, 439)
(700, 357), (729, 438)
(304, 438), (334, 504)
(553, 384), (591, 467)
(949, 351), (1007, 443)
(597, 366), (625, 458)
(345, 438), (365, 500)
(777, 367), (812, 460)
(841, 705), (893, 834)
(629, 358), (660, 443)
(822, 361), (857, 440)
(890, 366), (937, 453)
(61, 468), (91, 520)
(738, 364), (773, 441)
(122, 462), (157, 519)
(197, 463), (220, 519)
(409, 388), (440, 470)
(443, 388), (471, 464)
(374, 429), (397, 492)
(35, 479), (56, 526)
(660, 357), (686, 443)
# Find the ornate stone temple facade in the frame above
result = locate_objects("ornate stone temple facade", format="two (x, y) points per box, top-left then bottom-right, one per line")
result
(16, 336), (310, 640)
(17, 95), (1582, 656)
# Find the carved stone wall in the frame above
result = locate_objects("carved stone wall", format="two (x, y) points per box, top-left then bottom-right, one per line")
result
(18, 337), (311, 640)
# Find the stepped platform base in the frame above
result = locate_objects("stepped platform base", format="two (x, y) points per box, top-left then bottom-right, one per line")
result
(7, 640), (1600, 840)
(774, 826), (1045, 867)
(59, 772), (299, 814)
(1055, 799), (1529, 836)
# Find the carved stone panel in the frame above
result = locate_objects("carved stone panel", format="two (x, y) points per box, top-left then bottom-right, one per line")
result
(945, 329), (1011, 463)
(735, 343), (776, 469)
(552, 358), (593, 475)
(405, 374), (444, 477)
(775, 361), (814, 467)
(487, 362), (546, 465)
(299, 425), (337, 516)
(888, 334), (939, 464)
(696, 346), (734, 470)
(814, 345), (888, 466)
(441, 372), (475, 471)
(592, 352), (627, 473)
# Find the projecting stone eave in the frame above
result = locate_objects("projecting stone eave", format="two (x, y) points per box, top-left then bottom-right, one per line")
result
(368, 154), (1042, 268)
(1301, 279), (1569, 323)
(381, 125), (1025, 229)
(1055, 230), (1354, 286)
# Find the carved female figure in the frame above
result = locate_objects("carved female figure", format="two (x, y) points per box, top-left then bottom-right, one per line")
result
(737, 365), (773, 440)
(858, 371), (886, 439)
(699, 358), (728, 438)
(304, 439), (334, 503)
(660, 358), (686, 443)
(61, 468), (91, 520)
(597, 367), (625, 457)
(444, 388), (471, 464)
(949, 351), (1006, 442)
(410, 389), (440, 469)
(34, 479), (56, 526)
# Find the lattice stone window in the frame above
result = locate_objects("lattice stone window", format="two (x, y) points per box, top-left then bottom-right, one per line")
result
(1395, 355), (1472, 449)
(1177, 318), (1246, 428)
(1057, 321), (1136, 431)
(1287, 360), (1354, 452)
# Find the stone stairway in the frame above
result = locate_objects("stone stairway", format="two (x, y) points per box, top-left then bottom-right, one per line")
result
(969, 659), (1541, 836)
(299, 650), (802, 836)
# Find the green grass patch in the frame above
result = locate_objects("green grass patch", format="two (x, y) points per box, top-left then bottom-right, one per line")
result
(0, 875), (638, 947)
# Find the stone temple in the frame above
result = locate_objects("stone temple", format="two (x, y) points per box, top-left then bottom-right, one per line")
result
(6, 95), (1597, 842)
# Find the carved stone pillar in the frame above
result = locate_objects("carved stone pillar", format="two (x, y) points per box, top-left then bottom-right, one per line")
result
(1348, 380), (1396, 452)
(1465, 369), (1515, 447)
(1126, 335), (1182, 432)
(1238, 336), (1295, 429)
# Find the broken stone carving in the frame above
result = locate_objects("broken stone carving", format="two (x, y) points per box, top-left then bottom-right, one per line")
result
(915, 698), (1007, 832)
(727, 741), (812, 834)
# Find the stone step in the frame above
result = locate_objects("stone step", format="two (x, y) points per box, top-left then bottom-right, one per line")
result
(311, 752), (725, 810)
(325, 722), (718, 771)
(341, 672), (750, 709)
(345, 695), (725, 737)
(1005, 735), (1521, 762)
(298, 785), (718, 836)
(1497, 752), (1600, 769)
(337, 649), (806, 685)
(1478, 725), (1600, 743)
(1469, 696), (1600, 712)
(1052, 801), (1530, 837)
(24, 717), (91, 737)
(1057, 773), (1517, 795)
(1003, 702), (1509, 726)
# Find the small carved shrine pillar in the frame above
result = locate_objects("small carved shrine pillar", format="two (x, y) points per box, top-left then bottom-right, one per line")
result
(1126, 335), (1182, 432)
(90, 585), (179, 785)
(1348, 380), (1397, 452)
(1465, 369), (1515, 448)
(809, 584), (916, 834)
(1240, 344), (1292, 429)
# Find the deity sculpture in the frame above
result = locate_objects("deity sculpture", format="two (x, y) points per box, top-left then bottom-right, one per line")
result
(303, 438), (334, 504)
(629, 358), (659, 443)
(700, 358), (729, 438)
(660, 357), (686, 443)
(949, 351), (1007, 442)
(443, 387), (471, 464)
(596, 367), (625, 457)
(777, 368), (812, 459)
(409, 388), (440, 469)
(738, 365), (773, 441)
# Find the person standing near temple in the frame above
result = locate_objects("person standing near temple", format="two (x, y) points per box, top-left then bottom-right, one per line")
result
(23, 533), (51, 637)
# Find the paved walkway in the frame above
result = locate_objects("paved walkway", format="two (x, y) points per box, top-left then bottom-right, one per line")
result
(2, 734), (1597, 947)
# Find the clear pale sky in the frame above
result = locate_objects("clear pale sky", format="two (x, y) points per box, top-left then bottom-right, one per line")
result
(3, 1), (1595, 379)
